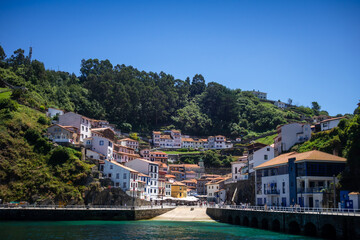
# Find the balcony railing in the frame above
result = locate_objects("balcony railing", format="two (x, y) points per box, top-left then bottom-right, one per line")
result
(297, 187), (325, 194)
(265, 189), (280, 195)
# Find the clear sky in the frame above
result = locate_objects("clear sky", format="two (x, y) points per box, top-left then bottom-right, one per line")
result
(1, 0), (359, 115)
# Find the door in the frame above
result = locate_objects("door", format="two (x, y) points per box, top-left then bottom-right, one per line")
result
(309, 197), (314, 208)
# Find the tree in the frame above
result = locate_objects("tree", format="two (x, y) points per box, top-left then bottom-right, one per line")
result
(311, 101), (321, 115)
(288, 98), (293, 105)
(190, 74), (206, 97)
(0, 45), (6, 61)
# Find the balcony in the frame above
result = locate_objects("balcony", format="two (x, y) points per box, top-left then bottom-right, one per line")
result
(297, 187), (325, 194)
(265, 189), (280, 195)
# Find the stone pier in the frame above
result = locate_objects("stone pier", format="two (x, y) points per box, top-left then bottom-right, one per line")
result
(206, 207), (360, 239)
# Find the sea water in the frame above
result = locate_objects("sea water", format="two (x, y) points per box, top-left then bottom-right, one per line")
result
(0, 220), (317, 240)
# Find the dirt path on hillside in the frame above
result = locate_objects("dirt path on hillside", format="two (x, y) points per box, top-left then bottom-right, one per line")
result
(151, 206), (215, 222)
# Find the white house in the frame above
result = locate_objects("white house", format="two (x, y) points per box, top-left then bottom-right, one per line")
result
(274, 101), (288, 109)
(46, 107), (64, 118)
(125, 158), (160, 200)
(207, 135), (232, 149)
(248, 144), (275, 174)
(101, 160), (140, 196)
(85, 135), (113, 160)
(152, 130), (182, 149)
(254, 150), (346, 208)
(58, 112), (92, 142)
(165, 182), (172, 198)
(119, 138), (139, 150)
(251, 90), (267, 100)
(320, 117), (344, 131)
(231, 156), (248, 181)
(206, 177), (228, 203)
(274, 123), (311, 155)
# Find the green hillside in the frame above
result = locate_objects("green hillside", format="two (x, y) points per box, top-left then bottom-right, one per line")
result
(0, 46), (330, 138)
(0, 92), (94, 204)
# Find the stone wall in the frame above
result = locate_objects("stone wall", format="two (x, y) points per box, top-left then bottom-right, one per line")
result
(207, 208), (360, 240)
(0, 207), (173, 221)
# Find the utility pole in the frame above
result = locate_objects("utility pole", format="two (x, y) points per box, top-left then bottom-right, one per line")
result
(333, 175), (336, 208)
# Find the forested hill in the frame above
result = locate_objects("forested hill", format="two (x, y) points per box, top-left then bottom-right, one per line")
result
(0, 46), (333, 137)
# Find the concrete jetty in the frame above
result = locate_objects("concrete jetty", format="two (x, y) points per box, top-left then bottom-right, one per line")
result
(151, 206), (215, 222)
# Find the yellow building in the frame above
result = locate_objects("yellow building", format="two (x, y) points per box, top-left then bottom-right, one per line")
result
(171, 181), (187, 198)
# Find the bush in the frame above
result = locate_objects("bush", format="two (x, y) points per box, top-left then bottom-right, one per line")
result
(0, 98), (18, 112)
(37, 116), (49, 125)
(24, 128), (41, 144)
(34, 138), (52, 154)
(49, 147), (70, 165)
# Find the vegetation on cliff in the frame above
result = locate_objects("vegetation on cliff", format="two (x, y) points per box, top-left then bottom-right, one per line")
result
(0, 91), (94, 204)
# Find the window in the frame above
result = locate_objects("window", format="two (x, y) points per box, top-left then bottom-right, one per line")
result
(86, 140), (91, 145)
(109, 173), (112, 178)
(267, 148), (270, 151)
(264, 155), (268, 160)
(123, 173), (127, 179)
(116, 173), (119, 179)
(115, 182), (119, 187)
(109, 142), (112, 147)
(99, 140), (104, 146)
(82, 126), (84, 131)
(86, 127), (88, 132)
(110, 165), (113, 169)
(123, 182), (126, 188)
(235, 167), (238, 174)
(282, 182), (285, 194)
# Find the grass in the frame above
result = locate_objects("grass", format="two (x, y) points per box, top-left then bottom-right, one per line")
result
(255, 134), (277, 145)
(163, 150), (202, 155)
(0, 88), (12, 99)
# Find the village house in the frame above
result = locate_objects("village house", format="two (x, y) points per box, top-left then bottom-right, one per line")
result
(138, 173), (151, 200)
(231, 156), (248, 181)
(171, 181), (187, 198)
(46, 124), (79, 145)
(206, 177), (228, 203)
(101, 160), (142, 198)
(207, 135), (233, 149)
(274, 123), (311, 155)
(152, 130), (182, 149)
(125, 158), (160, 200)
(119, 138), (139, 150)
(320, 117), (345, 131)
(140, 149), (150, 160)
(86, 149), (105, 160)
(91, 128), (117, 142)
(150, 151), (168, 164)
(254, 150), (346, 208)
(312, 115), (332, 124)
(165, 182), (172, 198)
(251, 90), (267, 100)
(274, 100), (288, 109)
(196, 174), (221, 195)
(84, 135), (114, 160)
(248, 143), (275, 175)
(181, 179), (197, 195)
(58, 112), (92, 142)
(112, 144), (140, 163)
(46, 107), (64, 118)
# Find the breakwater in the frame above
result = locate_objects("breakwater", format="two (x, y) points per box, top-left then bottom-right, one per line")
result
(0, 206), (174, 221)
(206, 206), (360, 239)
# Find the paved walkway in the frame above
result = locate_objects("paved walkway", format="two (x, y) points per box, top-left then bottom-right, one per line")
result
(151, 206), (215, 222)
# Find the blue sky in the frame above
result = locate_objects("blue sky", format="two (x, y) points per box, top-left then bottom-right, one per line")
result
(1, 0), (359, 115)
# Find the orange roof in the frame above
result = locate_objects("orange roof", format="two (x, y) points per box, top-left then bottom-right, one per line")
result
(107, 160), (139, 173)
(165, 174), (176, 178)
(320, 117), (345, 123)
(121, 138), (138, 142)
(182, 138), (194, 142)
(138, 173), (150, 178)
(182, 179), (197, 183)
(254, 150), (346, 170)
(153, 131), (161, 134)
(172, 181), (186, 186)
(160, 135), (171, 139)
(186, 170), (196, 174)
(171, 130), (180, 133)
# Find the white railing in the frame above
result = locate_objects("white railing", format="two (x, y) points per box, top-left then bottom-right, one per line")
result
(209, 205), (360, 216)
(0, 204), (174, 210)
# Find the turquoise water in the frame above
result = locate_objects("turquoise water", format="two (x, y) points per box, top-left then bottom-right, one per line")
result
(0, 221), (317, 240)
